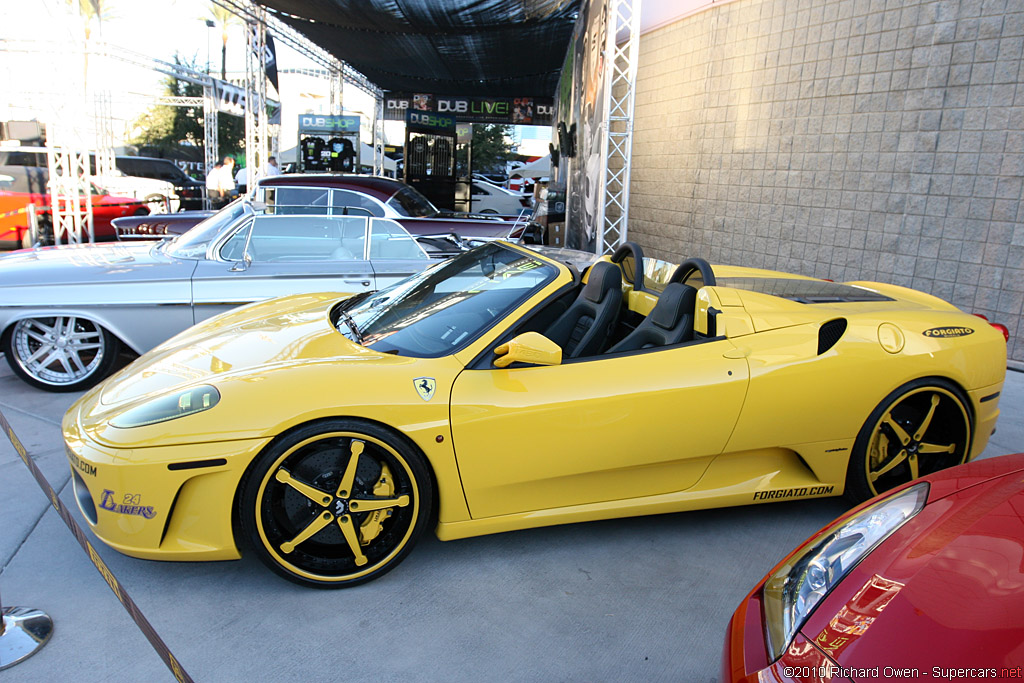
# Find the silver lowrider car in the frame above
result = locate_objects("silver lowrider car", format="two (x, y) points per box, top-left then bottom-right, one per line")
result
(0, 201), (435, 391)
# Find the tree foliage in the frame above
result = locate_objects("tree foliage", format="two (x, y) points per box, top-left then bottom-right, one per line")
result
(130, 57), (244, 161)
(471, 124), (513, 174)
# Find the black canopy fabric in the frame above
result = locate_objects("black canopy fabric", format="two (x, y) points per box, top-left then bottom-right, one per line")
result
(256, 0), (581, 97)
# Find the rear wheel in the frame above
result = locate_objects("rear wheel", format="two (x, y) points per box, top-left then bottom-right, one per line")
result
(845, 378), (972, 502)
(2, 316), (121, 392)
(239, 419), (433, 588)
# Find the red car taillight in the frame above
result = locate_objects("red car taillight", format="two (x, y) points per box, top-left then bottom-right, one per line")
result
(974, 314), (1010, 342)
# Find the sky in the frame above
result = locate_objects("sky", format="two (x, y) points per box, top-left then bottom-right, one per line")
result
(0, 0), (565, 156)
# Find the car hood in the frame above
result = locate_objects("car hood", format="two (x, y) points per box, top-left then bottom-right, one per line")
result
(0, 242), (190, 289)
(800, 460), (1024, 671)
(70, 291), (460, 450)
(97, 292), (373, 407)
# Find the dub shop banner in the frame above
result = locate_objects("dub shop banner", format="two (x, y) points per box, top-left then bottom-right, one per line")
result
(384, 93), (555, 126)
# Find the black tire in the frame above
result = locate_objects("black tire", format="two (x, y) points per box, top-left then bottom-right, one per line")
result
(845, 378), (972, 503)
(2, 316), (122, 392)
(239, 419), (433, 588)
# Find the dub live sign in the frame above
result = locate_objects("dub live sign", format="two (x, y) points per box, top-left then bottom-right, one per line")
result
(384, 92), (554, 126)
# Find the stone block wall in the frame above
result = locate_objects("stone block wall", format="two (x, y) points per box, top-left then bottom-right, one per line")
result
(627, 0), (1024, 365)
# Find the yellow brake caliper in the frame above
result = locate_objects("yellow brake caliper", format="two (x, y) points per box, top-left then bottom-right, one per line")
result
(358, 463), (395, 545)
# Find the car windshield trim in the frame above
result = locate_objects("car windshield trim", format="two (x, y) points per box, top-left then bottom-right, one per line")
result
(164, 199), (252, 259)
(333, 242), (558, 358)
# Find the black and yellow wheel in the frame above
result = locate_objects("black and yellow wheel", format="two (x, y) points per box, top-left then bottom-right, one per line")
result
(845, 378), (972, 503)
(239, 419), (433, 588)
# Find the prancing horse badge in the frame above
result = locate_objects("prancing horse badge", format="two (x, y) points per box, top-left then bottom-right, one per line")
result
(414, 377), (436, 401)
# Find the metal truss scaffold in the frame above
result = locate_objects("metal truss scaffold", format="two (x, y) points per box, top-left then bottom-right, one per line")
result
(245, 7), (270, 191)
(217, 0), (385, 174)
(373, 95), (385, 177)
(46, 146), (93, 246)
(598, 0), (641, 255)
(37, 0), (95, 245)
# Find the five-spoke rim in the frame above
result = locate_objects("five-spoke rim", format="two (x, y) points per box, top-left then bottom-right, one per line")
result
(865, 386), (971, 496)
(11, 317), (106, 386)
(255, 432), (419, 582)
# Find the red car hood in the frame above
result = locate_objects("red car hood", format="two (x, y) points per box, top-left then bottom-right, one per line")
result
(800, 455), (1024, 674)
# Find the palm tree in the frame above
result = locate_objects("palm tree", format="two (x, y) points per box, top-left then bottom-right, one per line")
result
(206, 3), (241, 81)
(73, 0), (114, 88)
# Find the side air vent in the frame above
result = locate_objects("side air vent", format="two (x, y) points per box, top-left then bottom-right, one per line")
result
(818, 319), (847, 355)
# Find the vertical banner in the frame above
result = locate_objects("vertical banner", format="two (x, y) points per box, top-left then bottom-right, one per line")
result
(250, 25), (279, 92)
(560, 0), (610, 253)
(264, 33), (279, 92)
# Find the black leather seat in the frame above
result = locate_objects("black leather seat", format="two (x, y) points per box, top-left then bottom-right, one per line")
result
(545, 261), (622, 358)
(607, 282), (697, 353)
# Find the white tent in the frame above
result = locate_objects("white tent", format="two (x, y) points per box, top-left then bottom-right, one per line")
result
(278, 142), (397, 174)
(509, 153), (550, 180)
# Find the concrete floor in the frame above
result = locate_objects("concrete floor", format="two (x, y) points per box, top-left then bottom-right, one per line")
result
(1, 363), (1021, 683)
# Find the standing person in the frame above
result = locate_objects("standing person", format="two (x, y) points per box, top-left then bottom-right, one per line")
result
(235, 163), (248, 195)
(206, 156), (236, 208)
(265, 156), (281, 177)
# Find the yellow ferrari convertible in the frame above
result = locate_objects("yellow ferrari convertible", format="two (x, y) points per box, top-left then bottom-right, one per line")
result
(63, 241), (1007, 587)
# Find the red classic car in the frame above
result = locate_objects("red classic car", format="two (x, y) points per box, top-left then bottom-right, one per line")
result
(112, 174), (541, 246)
(724, 453), (1024, 682)
(0, 166), (149, 248)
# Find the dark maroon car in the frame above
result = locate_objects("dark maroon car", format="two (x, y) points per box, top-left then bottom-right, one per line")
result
(113, 174), (541, 249)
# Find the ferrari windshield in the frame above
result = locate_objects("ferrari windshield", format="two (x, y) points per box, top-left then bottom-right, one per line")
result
(335, 242), (558, 357)
(164, 200), (252, 259)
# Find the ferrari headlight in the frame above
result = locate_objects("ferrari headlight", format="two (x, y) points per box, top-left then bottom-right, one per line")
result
(110, 385), (221, 428)
(762, 483), (928, 660)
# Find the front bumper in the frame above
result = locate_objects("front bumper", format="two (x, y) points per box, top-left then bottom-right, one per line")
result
(63, 407), (270, 561)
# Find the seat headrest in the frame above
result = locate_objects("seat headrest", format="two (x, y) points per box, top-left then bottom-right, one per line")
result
(582, 261), (622, 303)
(650, 283), (698, 329)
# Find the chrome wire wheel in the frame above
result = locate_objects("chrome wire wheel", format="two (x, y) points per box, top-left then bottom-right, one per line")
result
(847, 380), (972, 502)
(241, 420), (432, 588)
(5, 316), (119, 392)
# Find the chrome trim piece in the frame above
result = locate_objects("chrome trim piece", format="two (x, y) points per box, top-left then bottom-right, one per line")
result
(0, 302), (192, 309)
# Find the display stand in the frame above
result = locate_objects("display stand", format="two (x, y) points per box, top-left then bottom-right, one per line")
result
(403, 110), (457, 210)
(0, 588), (53, 671)
(297, 114), (360, 173)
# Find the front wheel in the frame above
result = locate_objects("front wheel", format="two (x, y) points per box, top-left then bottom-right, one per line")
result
(239, 419), (433, 588)
(845, 378), (972, 503)
(2, 316), (121, 392)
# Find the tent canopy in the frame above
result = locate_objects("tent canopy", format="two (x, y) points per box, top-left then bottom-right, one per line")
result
(257, 0), (581, 97)
(509, 153), (550, 179)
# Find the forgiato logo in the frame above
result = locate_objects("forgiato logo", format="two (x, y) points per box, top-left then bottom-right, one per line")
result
(922, 326), (974, 338)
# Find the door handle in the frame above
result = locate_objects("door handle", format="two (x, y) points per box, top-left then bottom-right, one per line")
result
(344, 279), (372, 287)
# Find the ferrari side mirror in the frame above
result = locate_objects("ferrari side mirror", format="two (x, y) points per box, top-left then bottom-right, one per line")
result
(493, 332), (562, 368)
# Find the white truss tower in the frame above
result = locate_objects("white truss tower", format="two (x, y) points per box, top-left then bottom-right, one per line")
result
(373, 96), (385, 176)
(330, 67), (343, 115)
(43, 0), (94, 245)
(245, 8), (270, 191)
(598, 0), (641, 254)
